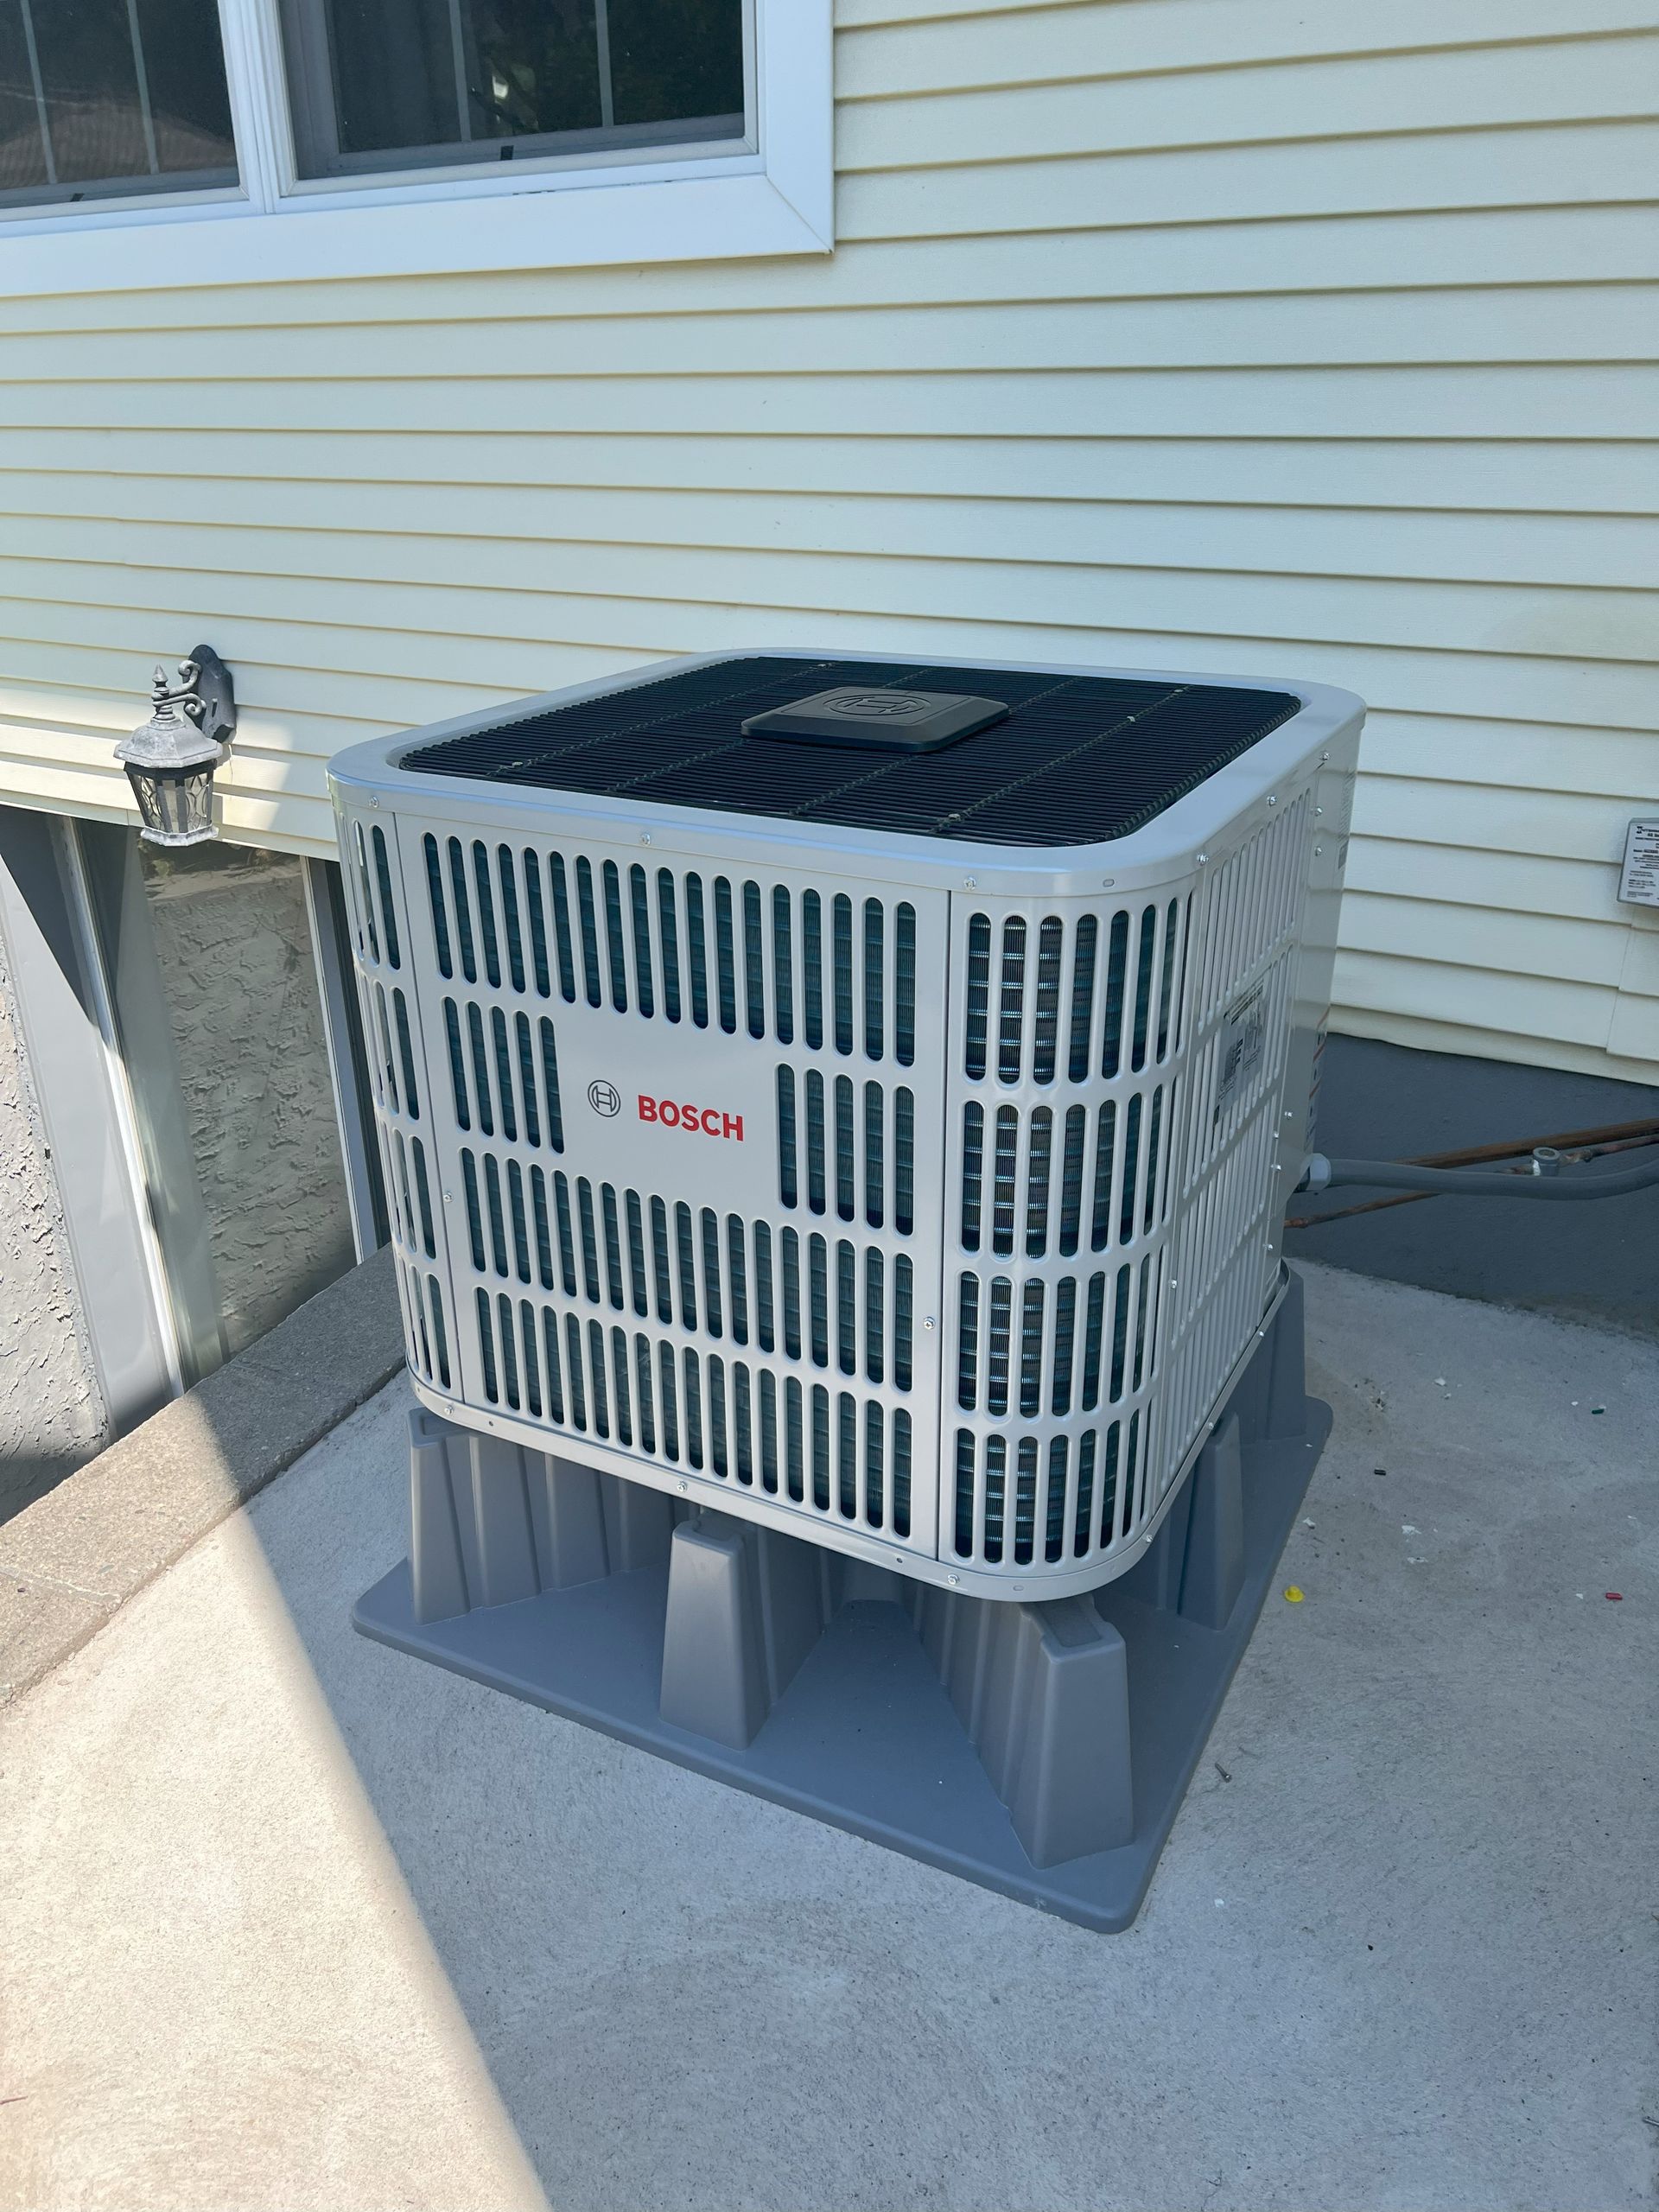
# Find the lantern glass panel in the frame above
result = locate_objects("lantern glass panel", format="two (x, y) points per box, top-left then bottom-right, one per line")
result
(126, 764), (218, 847)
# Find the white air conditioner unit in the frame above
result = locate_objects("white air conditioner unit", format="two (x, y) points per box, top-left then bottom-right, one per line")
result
(334, 650), (1358, 1597)
(333, 651), (1362, 1929)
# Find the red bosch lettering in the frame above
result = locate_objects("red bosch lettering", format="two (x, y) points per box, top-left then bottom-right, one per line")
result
(632, 1094), (747, 1141)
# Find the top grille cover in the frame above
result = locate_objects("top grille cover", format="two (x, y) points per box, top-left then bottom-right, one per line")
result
(401, 655), (1300, 849)
(333, 651), (1362, 1604)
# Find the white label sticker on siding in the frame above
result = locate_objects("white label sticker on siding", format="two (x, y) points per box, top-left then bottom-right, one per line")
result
(1214, 982), (1267, 1126)
(1618, 819), (1659, 908)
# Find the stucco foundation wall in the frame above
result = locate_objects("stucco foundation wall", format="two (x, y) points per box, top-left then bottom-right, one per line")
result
(0, 923), (107, 1520)
(139, 846), (356, 1363)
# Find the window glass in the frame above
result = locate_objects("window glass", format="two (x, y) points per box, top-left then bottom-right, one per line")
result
(0, 0), (236, 207)
(608, 0), (741, 128)
(280, 0), (743, 180)
(82, 830), (356, 1383)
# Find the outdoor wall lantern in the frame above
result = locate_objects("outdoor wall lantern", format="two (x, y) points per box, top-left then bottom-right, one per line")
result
(117, 645), (238, 847)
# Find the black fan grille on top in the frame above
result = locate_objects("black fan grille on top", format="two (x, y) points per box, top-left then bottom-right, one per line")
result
(399, 658), (1301, 849)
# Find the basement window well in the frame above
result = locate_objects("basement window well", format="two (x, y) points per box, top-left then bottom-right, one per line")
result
(77, 828), (366, 1385)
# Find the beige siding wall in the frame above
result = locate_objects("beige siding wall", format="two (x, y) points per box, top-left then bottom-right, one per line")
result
(1, 0), (1656, 1077)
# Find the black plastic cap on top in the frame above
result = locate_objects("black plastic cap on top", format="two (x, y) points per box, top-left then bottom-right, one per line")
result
(741, 686), (1011, 753)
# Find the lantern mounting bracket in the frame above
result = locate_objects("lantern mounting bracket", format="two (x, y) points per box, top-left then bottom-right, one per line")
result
(174, 645), (237, 748)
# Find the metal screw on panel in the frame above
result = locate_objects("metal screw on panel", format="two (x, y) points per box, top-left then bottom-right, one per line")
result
(924, 1316), (937, 1331)
(946, 1574), (960, 1587)
(1313, 845), (1323, 856)
(1267, 1243), (1275, 1253)
(368, 794), (380, 808)
(1285, 1110), (1296, 1120)
(1197, 852), (1209, 865)
(964, 877), (977, 889)
(1315, 805), (1325, 816)
(640, 832), (652, 845)
(1268, 795), (1278, 807)
(678, 1480), (689, 1493)
(443, 1191), (453, 1204)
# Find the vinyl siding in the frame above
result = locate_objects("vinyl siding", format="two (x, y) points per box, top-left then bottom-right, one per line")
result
(0, 0), (1655, 1080)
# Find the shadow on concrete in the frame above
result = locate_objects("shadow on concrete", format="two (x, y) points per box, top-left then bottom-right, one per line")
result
(0, 1446), (102, 1528)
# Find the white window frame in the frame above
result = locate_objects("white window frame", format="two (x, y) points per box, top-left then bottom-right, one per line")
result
(0, 0), (830, 296)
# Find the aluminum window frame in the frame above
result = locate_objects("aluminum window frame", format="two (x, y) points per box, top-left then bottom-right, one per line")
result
(0, 808), (181, 1431)
(0, 0), (828, 293)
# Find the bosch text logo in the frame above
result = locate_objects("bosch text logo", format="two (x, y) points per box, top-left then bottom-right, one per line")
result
(638, 1095), (745, 1142)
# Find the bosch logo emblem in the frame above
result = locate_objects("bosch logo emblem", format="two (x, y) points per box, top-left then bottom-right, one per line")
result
(587, 1079), (621, 1117)
(832, 690), (928, 720)
(638, 1095), (745, 1142)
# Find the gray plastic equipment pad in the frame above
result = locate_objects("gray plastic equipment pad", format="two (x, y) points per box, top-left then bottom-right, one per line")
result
(356, 1273), (1330, 1933)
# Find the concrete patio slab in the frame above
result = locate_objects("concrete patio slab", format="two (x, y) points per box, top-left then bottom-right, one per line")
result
(1, 1262), (1653, 2212)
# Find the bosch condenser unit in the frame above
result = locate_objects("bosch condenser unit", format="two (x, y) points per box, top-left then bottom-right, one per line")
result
(334, 652), (1361, 1928)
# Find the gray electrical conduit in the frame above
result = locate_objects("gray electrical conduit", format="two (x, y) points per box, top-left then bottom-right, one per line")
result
(1300, 1147), (1659, 1201)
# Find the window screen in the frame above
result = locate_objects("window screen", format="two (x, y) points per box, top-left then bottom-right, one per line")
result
(0, 0), (236, 207)
(279, 0), (746, 181)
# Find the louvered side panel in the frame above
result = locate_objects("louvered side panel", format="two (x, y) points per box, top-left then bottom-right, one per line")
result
(335, 800), (457, 1392)
(942, 881), (1192, 1580)
(940, 779), (1318, 1580)
(391, 813), (948, 1559)
(416, 828), (920, 1066)
(1156, 791), (1319, 1495)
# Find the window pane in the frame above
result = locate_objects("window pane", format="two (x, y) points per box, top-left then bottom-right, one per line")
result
(283, 0), (744, 179)
(464, 0), (601, 143)
(607, 0), (741, 129)
(83, 830), (357, 1383)
(0, 0), (235, 207)
(323, 0), (467, 157)
(0, 0), (51, 191)
(134, 0), (235, 170)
